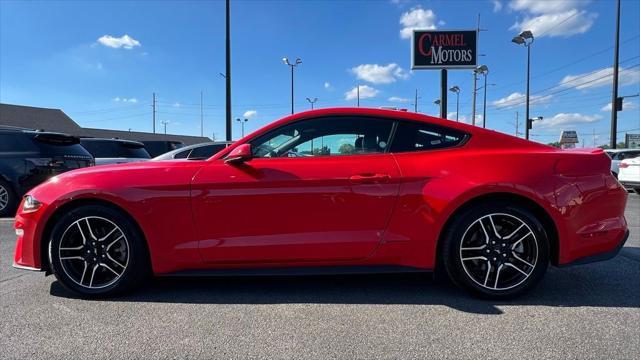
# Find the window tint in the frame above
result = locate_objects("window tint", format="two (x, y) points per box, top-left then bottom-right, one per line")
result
(173, 149), (191, 159)
(0, 133), (37, 152)
(620, 151), (640, 160)
(81, 140), (151, 159)
(189, 144), (226, 159)
(250, 117), (393, 158)
(390, 121), (466, 153)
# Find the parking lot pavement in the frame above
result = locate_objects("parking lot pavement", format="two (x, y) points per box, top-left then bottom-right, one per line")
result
(0, 195), (638, 360)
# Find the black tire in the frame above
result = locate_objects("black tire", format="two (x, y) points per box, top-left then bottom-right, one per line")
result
(0, 178), (18, 217)
(634, 188), (640, 195)
(48, 204), (150, 298)
(441, 202), (549, 299)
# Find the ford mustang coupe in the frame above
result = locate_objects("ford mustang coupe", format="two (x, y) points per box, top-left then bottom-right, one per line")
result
(13, 108), (629, 299)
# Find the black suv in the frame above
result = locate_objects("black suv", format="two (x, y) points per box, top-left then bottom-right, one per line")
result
(0, 129), (94, 216)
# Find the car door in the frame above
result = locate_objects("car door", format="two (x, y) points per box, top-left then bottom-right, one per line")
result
(191, 116), (401, 264)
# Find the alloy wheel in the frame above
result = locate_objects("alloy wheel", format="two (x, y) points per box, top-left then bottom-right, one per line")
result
(0, 185), (8, 211)
(57, 216), (130, 289)
(459, 213), (538, 291)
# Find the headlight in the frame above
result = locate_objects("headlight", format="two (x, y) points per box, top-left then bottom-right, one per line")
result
(22, 195), (42, 213)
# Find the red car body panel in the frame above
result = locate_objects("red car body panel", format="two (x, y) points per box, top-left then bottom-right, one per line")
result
(13, 108), (628, 275)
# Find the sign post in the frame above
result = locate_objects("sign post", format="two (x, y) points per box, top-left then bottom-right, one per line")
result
(412, 30), (478, 120)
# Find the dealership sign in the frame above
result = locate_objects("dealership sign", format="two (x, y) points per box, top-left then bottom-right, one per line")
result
(412, 30), (478, 69)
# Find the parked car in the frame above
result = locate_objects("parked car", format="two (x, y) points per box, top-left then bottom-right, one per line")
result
(605, 148), (640, 177)
(141, 140), (184, 157)
(152, 141), (232, 161)
(80, 138), (151, 165)
(618, 157), (640, 194)
(13, 108), (628, 299)
(0, 129), (93, 217)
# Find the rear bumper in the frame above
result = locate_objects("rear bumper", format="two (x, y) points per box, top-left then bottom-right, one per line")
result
(559, 229), (629, 267)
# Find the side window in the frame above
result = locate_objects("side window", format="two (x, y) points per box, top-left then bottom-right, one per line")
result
(250, 117), (393, 158)
(188, 144), (226, 159)
(174, 149), (191, 159)
(390, 121), (467, 153)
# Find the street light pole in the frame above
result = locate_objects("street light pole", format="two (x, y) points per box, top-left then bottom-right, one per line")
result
(449, 86), (460, 121)
(512, 30), (534, 140)
(306, 97), (318, 110)
(283, 57), (302, 114)
(225, 0), (232, 141)
(236, 118), (248, 138)
(474, 65), (489, 128)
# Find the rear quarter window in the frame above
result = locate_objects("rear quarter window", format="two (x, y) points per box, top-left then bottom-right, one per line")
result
(81, 140), (150, 158)
(390, 121), (467, 153)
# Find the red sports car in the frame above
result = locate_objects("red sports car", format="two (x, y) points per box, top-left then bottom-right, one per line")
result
(13, 108), (629, 298)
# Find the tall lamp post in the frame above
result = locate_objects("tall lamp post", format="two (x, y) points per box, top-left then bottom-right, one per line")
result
(306, 97), (318, 110)
(283, 57), (302, 114)
(475, 65), (489, 128)
(512, 30), (534, 140)
(236, 118), (248, 138)
(434, 99), (441, 116)
(449, 86), (460, 121)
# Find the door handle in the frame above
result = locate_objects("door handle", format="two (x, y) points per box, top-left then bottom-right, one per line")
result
(349, 173), (391, 184)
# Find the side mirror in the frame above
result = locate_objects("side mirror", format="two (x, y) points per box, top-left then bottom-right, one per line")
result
(225, 143), (253, 164)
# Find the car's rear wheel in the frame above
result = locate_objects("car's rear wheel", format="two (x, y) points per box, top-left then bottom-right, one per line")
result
(441, 202), (549, 299)
(0, 179), (17, 217)
(48, 204), (149, 298)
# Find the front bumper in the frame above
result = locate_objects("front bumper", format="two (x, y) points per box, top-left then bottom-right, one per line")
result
(560, 229), (629, 267)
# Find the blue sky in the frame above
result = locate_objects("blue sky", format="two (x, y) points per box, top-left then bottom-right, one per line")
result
(1, 0), (639, 145)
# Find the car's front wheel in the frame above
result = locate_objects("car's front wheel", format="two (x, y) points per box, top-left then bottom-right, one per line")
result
(48, 204), (149, 298)
(441, 202), (549, 299)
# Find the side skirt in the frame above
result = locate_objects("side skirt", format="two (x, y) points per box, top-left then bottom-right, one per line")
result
(159, 265), (432, 278)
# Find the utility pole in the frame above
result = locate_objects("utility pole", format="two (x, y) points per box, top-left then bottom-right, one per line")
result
(440, 69), (448, 118)
(593, 128), (596, 147)
(357, 85), (360, 107)
(413, 89), (419, 113)
(515, 112), (520, 137)
(610, 0), (621, 149)
(161, 120), (169, 134)
(152, 92), (156, 133)
(225, 0), (232, 141)
(200, 91), (204, 137)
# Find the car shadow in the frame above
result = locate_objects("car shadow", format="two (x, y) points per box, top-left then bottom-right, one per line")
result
(50, 252), (640, 315)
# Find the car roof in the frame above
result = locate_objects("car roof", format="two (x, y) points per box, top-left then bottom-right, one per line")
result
(211, 107), (553, 160)
(80, 137), (145, 146)
(152, 141), (231, 160)
(606, 148), (640, 153)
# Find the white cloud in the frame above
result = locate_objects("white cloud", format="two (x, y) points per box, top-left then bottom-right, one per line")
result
(243, 110), (258, 119)
(509, 0), (587, 15)
(399, 7), (440, 39)
(350, 63), (409, 84)
(447, 112), (470, 123)
(560, 66), (640, 90)
(112, 97), (138, 103)
(97, 34), (141, 49)
(509, 1), (597, 38)
(492, 0), (503, 12)
(388, 96), (410, 103)
(601, 101), (638, 112)
(537, 112), (602, 129)
(492, 92), (552, 108)
(345, 85), (379, 101)
(324, 82), (332, 90)
(172, 102), (181, 108)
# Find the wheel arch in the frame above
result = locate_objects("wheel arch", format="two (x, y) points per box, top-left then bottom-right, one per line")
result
(39, 198), (151, 274)
(435, 192), (560, 271)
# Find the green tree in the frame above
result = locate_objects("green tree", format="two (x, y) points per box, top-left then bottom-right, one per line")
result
(339, 143), (355, 155)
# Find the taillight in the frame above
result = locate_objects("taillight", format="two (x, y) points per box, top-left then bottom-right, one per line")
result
(619, 162), (629, 169)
